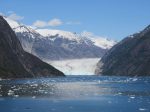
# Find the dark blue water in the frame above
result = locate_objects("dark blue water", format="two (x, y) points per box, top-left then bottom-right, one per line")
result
(0, 76), (150, 112)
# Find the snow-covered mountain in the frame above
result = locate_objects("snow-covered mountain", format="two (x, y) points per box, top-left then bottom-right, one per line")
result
(35, 29), (116, 60)
(4, 17), (42, 53)
(36, 29), (116, 49)
(80, 31), (116, 49)
(4, 16), (116, 60)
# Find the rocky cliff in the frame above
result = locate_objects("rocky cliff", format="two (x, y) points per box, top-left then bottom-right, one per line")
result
(0, 16), (64, 78)
(95, 25), (150, 76)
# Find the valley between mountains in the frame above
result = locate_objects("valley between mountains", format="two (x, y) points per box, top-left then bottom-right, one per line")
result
(4, 16), (116, 75)
(1, 15), (150, 76)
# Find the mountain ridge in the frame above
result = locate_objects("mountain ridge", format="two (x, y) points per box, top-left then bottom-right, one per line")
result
(95, 24), (150, 76)
(0, 16), (64, 78)
(4, 16), (116, 60)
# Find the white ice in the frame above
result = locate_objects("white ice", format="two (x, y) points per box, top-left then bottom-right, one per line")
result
(47, 58), (100, 75)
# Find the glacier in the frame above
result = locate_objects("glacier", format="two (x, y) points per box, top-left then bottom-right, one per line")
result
(46, 58), (100, 75)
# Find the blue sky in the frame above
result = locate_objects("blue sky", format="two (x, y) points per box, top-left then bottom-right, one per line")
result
(0, 0), (150, 41)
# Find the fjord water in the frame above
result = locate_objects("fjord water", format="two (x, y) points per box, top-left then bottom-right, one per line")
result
(0, 76), (150, 112)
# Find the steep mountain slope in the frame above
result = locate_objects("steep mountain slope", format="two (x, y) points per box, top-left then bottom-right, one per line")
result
(35, 29), (116, 60)
(4, 16), (116, 60)
(95, 25), (150, 76)
(0, 16), (64, 78)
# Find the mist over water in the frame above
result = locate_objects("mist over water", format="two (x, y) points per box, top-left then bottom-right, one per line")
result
(0, 76), (150, 112)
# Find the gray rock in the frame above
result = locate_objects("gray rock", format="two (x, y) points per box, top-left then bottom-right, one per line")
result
(95, 25), (150, 76)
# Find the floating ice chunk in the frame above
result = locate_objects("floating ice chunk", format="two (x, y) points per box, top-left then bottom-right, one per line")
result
(132, 78), (138, 81)
(32, 96), (36, 99)
(51, 80), (56, 82)
(130, 96), (135, 99)
(39, 89), (44, 92)
(13, 88), (20, 91)
(8, 90), (14, 96)
(31, 84), (38, 87)
(44, 91), (48, 94)
(139, 108), (147, 111)
(117, 92), (122, 95)
(98, 80), (101, 83)
(14, 95), (19, 98)
(128, 100), (131, 103)
(11, 86), (16, 89)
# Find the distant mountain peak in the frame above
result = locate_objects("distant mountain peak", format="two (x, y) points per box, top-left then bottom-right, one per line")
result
(36, 29), (116, 49)
(3, 16), (116, 60)
(36, 29), (81, 41)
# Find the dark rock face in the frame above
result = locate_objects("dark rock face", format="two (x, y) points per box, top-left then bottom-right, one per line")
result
(95, 25), (150, 76)
(0, 16), (64, 78)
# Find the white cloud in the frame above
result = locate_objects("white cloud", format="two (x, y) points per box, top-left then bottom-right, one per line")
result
(33, 20), (47, 28)
(8, 13), (24, 21)
(32, 18), (63, 28)
(48, 18), (62, 27)
(32, 18), (81, 28)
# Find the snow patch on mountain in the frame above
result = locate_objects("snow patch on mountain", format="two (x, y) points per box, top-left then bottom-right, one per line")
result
(4, 17), (21, 29)
(81, 31), (116, 49)
(36, 29), (81, 42)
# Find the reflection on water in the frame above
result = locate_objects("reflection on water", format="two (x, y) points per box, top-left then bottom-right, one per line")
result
(0, 77), (112, 99)
(0, 76), (150, 112)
